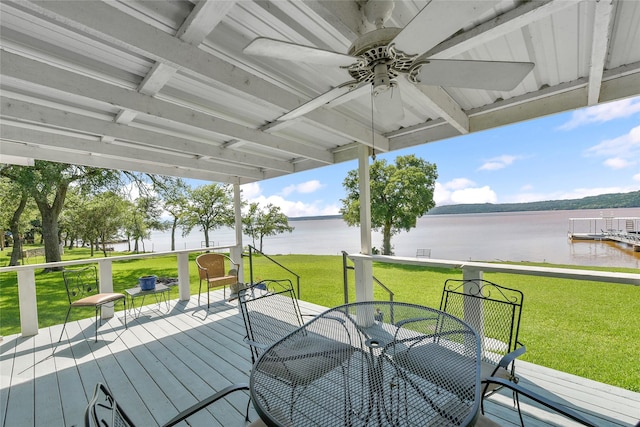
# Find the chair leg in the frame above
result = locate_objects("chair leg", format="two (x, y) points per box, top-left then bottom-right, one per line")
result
(198, 278), (203, 306)
(122, 297), (127, 330)
(58, 306), (73, 342)
(94, 306), (100, 342)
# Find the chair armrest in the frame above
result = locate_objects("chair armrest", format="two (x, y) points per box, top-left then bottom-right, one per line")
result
(244, 337), (270, 351)
(497, 345), (526, 369)
(482, 376), (597, 427)
(163, 383), (250, 427)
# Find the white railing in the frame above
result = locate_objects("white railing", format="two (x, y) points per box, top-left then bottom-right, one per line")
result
(3, 250), (639, 337)
(0, 245), (242, 336)
(347, 254), (640, 301)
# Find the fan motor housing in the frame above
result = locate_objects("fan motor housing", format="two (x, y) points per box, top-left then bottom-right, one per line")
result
(347, 28), (416, 83)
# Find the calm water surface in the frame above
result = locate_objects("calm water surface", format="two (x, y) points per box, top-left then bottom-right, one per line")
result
(120, 208), (640, 269)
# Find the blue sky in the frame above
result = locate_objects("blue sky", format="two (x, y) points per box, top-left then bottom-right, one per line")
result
(210, 96), (640, 218)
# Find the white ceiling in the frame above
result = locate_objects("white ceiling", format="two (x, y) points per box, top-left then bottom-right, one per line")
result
(1, 0), (639, 184)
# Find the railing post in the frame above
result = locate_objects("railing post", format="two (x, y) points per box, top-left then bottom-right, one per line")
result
(97, 259), (114, 319)
(18, 268), (38, 336)
(177, 252), (191, 301)
(352, 256), (374, 303)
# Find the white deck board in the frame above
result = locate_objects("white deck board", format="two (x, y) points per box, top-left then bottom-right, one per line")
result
(1, 291), (638, 427)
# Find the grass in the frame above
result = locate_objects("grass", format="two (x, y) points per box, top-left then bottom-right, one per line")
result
(1, 248), (639, 392)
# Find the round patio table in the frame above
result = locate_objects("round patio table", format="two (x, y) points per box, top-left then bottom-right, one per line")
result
(250, 301), (481, 426)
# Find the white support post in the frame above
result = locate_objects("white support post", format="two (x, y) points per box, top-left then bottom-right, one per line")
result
(18, 268), (38, 336)
(97, 260), (114, 319)
(232, 182), (244, 284)
(177, 252), (191, 301)
(355, 144), (374, 303)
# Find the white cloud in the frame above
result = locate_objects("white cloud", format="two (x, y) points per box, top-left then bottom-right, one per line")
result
(478, 154), (520, 171)
(240, 182), (262, 199)
(520, 184), (534, 191)
(584, 125), (640, 172)
(586, 125), (640, 157)
(444, 178), (476, 190)
(634, 173), (640, 182)
(451, 186), (497, 204)
(247, 194), (338, 217)
(604, 157), (634, 169)
(434, 179), (497, 205)
(281, 180), (324, 196)
(558, 97), (640, 130)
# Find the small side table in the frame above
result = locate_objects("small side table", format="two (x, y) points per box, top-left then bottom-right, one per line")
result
(125, 283), (171, 317)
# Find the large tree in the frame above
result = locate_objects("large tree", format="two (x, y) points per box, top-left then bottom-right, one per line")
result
(0, 178), (37, 266)
(242, 202), (294, 252)
(0, 162), (121, 270)
(157, 178), (190, 251)
(341, 154), (438, 255)
(182, 183), (234, 247)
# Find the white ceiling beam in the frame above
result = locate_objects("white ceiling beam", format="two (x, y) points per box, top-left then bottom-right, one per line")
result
(1, 51), (334, 164)
(587, 0), (615, 105)
(0, 139), (243, 184)
(138, 62), (178, 96)
(13, 0), (383, 147)
(176, 0), (237, 45)
(425, 0), (580, 59)
(0, 124), (265, 180)
(0, 97), (296, 174)
(414, 85), (469, 134)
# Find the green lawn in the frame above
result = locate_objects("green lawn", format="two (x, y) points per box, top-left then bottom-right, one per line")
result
(1, 248), (638, 392)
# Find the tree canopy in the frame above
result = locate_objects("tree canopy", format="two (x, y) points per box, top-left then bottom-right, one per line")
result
(243, 202), (294, 252)
(181, 183), (235, 247)
(341, 154), (437, 255)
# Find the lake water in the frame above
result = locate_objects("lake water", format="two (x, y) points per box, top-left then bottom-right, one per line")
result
(115, 208), (640, 269)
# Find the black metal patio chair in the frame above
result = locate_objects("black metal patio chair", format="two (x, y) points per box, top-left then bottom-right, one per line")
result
(441, 279), (526, 422)
(85, 382), (265, 427)
(237, 279), (357, 392)
(59, 265), (127, 343)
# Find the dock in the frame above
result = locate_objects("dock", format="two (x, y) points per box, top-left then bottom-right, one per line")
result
(568, 216), (640, 252)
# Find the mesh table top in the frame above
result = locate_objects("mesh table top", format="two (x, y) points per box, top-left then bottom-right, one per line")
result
(250, 301), (481, 427)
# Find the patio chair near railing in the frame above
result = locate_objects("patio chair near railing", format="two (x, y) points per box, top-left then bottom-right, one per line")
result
(195, 252), (239, 308)
(439, 279), (526, 421)
(85, 382), (265, 427)
(237, 279), (315, 364)
(59, 265), (127, 343)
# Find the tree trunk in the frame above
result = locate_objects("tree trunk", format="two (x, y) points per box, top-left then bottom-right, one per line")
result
(40, 206), (62, 270)
(31, 180), (68, 271)
(170, 218), (177, 251)
(204, 229), (210, 247)
(382, 222), (392, 255)
(8, 193), (28, 266)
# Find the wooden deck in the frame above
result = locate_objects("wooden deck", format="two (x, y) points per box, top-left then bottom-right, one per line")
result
(2, 291), (639, 427)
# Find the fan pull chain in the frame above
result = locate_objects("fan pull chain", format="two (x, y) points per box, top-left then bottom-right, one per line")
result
(370, 84), (376, 160)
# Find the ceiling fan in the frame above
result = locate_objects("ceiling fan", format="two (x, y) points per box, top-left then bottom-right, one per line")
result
(243, 0), (534, 125)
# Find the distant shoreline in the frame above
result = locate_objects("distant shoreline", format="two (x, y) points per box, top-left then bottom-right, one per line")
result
(287, 190), (640, 220)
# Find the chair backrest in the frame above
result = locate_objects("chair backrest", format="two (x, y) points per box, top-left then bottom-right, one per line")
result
(63, 265), (100, 304)
(196, 253), (229, 280)
(441, 279), (523, 364)
(85, 383), (135, 427)
(238, 279), (303, 363)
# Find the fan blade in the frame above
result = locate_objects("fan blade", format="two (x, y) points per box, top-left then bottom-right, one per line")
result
(392, 0), (501, 55)
(373, 82), (405, 125)
(412, 59), (534, 91)
(243, 37), (359, 67)
(278, 81), (365, 121)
